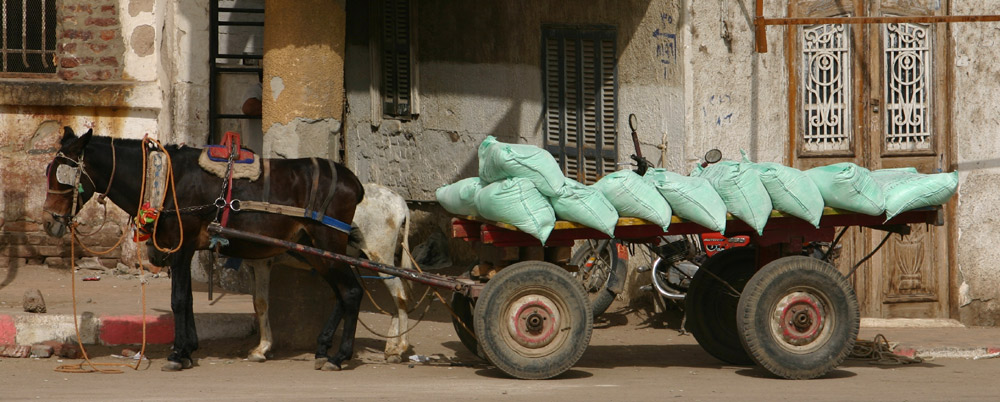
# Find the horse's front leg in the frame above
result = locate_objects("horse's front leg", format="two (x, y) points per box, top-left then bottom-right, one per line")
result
(247, 259), (273, 362)
(164, 246), (198, 371)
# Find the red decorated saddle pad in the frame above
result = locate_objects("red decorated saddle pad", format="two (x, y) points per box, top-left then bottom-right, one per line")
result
(207, 131), (255, 163)
(206, 145), (255, 163)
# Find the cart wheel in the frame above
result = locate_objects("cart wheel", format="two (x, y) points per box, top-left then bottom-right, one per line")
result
(570, 239), (625, 318)
(450, 292), (483, 359)
(736, 256), (859, 380)
(474, 260), (593, 379)
(684, 247), (757, 366)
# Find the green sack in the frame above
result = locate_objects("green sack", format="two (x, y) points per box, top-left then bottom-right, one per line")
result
(435, 177), (483, 217)
(693, 160), (772, 235)
(549, 178), (619, 237)
(477, 136), (566, 196)
(805, 163), (885, 216)
(644, 168), (727, 232)
(871, 169), (958, 220)
(475, 177), (556, 243)
(593, 170), (673, 231)
(746, 157), (825, 227)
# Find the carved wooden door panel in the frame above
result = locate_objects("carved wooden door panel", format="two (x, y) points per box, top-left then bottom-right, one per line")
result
(788, 0), (953, 318)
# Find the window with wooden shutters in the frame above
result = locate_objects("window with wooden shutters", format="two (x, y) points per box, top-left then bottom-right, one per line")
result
(1, 0), (56, 75)
(543, 26), (618, 185)
(378, 0), (417, 120)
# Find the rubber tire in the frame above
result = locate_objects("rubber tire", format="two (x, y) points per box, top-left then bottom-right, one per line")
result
(736, 256), (859, 380)
(474, 261), (593, 379)
(684, 247), (757, 366)
(570, 240), (625, 318)
(450, 292), (483, 359)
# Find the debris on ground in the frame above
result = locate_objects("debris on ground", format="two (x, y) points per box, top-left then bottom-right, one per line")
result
(22, 289), (46, 313)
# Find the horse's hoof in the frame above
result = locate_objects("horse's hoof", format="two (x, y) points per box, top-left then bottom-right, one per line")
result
(181, 358), (194, 369)
(248, 353), (267, 363)
(320, 361), (342, 371)
(386, 354), (402, 364)
(314, 358), (327, 370)
(161, 361), (184, 372)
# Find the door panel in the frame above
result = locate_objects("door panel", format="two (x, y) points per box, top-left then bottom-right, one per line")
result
(788, 0), (952, 319)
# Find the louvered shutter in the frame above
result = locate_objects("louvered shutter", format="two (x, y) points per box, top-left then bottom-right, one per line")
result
(381, 0), (411, 118)
(543, 27), (618, 184)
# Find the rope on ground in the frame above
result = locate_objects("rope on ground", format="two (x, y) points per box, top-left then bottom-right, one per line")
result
(850, 333), (925, 365)
(55, 225), (150, 374)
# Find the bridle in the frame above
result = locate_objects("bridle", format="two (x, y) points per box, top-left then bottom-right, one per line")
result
(45, 139), (117, 231)
(45, 151), (90, 226)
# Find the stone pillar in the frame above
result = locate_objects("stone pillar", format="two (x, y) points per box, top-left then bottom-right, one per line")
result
(260, 0), (348, 352)
(262, 0), (346, 160)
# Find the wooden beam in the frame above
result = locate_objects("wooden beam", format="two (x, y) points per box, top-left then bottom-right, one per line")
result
(753, 14), (1000, 53)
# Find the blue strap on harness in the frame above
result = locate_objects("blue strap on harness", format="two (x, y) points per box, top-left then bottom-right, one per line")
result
(306, 210), (353, 234)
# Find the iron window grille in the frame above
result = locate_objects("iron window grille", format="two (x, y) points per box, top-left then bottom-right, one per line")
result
(1, 0), (57, 75)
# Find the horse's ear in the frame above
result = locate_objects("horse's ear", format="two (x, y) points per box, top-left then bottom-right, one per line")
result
(61, 126), (76, 144)
(61, 127), (93, 152)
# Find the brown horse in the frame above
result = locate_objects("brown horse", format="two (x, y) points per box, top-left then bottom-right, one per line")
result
(41, 127), (365, 371)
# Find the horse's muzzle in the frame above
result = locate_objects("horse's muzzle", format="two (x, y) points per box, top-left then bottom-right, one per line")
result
(42, 213), (68, 238)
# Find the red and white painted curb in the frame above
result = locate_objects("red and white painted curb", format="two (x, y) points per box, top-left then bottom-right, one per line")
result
(0, 312), (255, 346)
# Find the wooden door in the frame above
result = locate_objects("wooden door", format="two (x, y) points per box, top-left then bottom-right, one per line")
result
(787, 0), (953, 318)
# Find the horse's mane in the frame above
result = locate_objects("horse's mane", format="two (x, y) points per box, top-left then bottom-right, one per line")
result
(85, 134), (197, 154)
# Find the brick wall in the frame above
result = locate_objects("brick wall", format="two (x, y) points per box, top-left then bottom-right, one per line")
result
(56, 1), (125, 81)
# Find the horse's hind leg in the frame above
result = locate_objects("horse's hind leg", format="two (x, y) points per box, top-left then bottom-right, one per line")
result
(314, 264), (363, 371)
(164, 246), (198, 371)
(314, 287), (346, 370)
(382, 274), (410, 363)
(247, 259), (273, 362)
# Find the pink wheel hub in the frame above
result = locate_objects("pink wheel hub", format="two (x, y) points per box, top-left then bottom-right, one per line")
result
(506, 295), (560, 349)
(773, 291), (825, 347)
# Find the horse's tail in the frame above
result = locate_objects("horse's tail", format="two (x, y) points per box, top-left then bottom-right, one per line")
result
(399, 207), (411, 270)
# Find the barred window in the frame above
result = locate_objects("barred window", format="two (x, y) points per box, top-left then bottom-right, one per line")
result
(1, 0), (57, 75)
(543, 26), (618, 184)
(883, 22), (932, 153)
(800, 24), (852, 153)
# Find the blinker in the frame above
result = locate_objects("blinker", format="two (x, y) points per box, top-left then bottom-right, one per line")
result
(55, 164), (79, 186)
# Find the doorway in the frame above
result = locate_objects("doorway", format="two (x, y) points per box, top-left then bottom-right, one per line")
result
(786, 0), (953, 319)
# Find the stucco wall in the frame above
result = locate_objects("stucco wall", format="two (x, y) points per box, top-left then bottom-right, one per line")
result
(261, 0), (345, 159)
(0, 0), (208, 266)
(345, 0), (686, 200)
(952, 1), (1000, 325)
(684, 0), (789, 169)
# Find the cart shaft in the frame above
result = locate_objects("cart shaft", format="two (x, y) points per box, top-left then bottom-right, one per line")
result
(208, 223), (469, 292)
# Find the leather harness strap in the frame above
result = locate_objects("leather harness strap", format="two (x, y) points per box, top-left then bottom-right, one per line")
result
(239, 200), (352, 234)
(306, 158), (321, 213)
(262, 159), (271, 204)
(318, 159), (338, 215)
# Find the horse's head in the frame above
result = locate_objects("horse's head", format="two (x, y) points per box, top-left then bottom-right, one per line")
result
(42, 127), (98, 238)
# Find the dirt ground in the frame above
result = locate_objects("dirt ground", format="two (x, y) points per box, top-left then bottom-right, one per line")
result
(3, 264), (1000, 401)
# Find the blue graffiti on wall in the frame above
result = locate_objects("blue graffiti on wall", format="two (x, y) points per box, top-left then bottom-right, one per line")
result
(703, 94), (735, 126)
(653, 13), (677, 79)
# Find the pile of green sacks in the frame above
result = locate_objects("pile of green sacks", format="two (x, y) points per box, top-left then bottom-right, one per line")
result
(435, 137), (958, 243)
